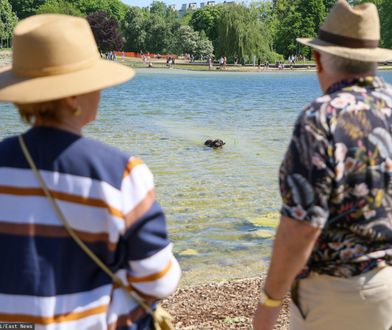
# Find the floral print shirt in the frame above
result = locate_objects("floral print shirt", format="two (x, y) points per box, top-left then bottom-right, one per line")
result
(280, 76), (392, 278)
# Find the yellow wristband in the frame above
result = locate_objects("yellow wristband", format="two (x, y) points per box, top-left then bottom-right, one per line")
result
(260, 289), (283, 308)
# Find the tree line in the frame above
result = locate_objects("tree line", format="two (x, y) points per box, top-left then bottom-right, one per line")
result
(0, 0), (391, 62)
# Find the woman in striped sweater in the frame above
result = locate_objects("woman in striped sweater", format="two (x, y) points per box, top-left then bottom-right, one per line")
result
(0, 14), (181, 329)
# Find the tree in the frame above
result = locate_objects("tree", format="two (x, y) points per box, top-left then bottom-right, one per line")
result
(87, 11), (123, 52)
(195, 30), (214, 58)
(9, 0), (45, 19)
(380, 0), (391, 48)
(174, 25), (213, 58)
(274, 0), (325, 59)
(323, 0), (336, 11)
(274, 4), (302, 58)
(217, 4), (276, 62)
(36, 0), (83, 16)
(143, 13), (171, 53)
(149, 1), (166, 17)
(0, 0), (18, 48)
(190, 5), (223, 51)
(122, 6), (147, 52)
(68, 0), (127, 21)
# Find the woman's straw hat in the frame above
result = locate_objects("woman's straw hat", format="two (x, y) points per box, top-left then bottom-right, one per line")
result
(0, 14), (134, 104)
(297, 0), (392, 62)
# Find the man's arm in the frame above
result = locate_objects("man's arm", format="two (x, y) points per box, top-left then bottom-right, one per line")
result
(252, 215), (321, 330)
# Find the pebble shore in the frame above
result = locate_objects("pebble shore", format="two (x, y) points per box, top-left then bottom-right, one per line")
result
(162, 277), (290, 330)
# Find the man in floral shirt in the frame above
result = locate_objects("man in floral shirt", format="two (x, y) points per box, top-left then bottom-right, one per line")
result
(253, 1), (392, 330)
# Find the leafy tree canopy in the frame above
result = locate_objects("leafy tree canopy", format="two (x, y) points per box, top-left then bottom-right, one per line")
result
(274, 0), (325, 58)
(0, 0), (18, 43)
(122, 6), (147, 52)
(36, 0), (83, 16)
(174, 25), (213, 58)
(379, 0), (391, 48)
(87, 11), (123, 52)
(189, 5), (223, 48)
(9, 0), (45, 19)
(69, 0), (127, 21)
(217, 4), (279, 62)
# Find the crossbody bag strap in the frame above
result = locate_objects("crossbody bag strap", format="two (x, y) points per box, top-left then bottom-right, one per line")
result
(18, 135), (154, 315)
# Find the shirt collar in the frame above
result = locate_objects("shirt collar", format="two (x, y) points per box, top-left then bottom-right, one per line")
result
(326, 76), (386, 95)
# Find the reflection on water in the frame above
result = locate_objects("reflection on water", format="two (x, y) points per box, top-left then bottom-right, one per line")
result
(1, 70), (392, 284)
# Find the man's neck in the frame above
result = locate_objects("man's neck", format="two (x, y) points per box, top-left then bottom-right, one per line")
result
(320, 72), (376, 94)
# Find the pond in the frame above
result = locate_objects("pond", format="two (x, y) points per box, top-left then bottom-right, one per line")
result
(2, 69), (392, 284)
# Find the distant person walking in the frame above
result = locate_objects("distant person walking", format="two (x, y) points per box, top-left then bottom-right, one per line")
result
(253, 1), (392, 330)
(208, 56), (213, 70)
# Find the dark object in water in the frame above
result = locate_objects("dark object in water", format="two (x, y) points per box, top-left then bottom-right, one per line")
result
(204, 139), (226, 148)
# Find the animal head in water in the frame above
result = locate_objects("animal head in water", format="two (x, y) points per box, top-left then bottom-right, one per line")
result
(204, 139), (225, 148)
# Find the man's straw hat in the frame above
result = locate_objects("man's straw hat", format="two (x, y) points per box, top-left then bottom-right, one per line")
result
(297, 0), (392, 62)
(0, 14), (134, 104)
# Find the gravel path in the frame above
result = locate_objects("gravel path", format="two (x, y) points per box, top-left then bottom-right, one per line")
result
(162, 277), (290, 330)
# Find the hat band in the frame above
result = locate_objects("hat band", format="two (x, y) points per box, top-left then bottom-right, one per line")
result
(318, 29), (379, 49)
(12, 56), (100, 78)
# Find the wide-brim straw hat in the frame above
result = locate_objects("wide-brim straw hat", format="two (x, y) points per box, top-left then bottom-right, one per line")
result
(297, 0), (392, 62)
(0, 14), (134, 104)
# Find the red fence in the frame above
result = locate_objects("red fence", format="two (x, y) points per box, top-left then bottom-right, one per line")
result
(114, 51), (177, 59)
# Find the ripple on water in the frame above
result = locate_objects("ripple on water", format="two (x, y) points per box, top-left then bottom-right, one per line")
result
(1, 70), (392, 283)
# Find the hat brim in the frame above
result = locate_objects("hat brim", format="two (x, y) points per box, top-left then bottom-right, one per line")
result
(0, 59), (135, 104)
(297, 37), (392, 62)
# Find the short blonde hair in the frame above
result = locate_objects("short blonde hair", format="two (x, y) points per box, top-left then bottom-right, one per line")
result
(15, 100), (64, 124)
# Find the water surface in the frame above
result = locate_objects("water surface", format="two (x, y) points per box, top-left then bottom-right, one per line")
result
(2, 69), (392, 284)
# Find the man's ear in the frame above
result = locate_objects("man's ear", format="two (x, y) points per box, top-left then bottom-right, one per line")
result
(314, 51), (322, 73)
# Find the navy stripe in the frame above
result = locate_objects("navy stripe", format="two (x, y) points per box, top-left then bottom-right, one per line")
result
(125, 202), (170, 261)
(0, 127), (130, 189)
(0, 234), (117, 296)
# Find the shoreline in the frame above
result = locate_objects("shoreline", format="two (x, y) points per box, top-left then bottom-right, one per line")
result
(120, 57), (392, 73)
(162, 276), (290, 329)
(0, 50), (391, 73)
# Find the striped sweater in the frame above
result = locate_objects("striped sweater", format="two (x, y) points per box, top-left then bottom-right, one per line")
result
(0, 127), (181, 329)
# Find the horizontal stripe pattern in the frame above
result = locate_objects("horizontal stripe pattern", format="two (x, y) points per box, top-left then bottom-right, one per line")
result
(0, 167), (123, 208)
(122, 163), (155, 216)
(0, 185), (123, 219)
(124, 189), (156, 228)
(126, 245), (181, 298)
(127, 260), (172, 283)
(0, 222), (117, 251)
(0, 128), (180, 329)
(0, 285), (111, 318)
(123, 157), (144, 178)
(0, 304), (108, 324)
(0, 194), (125, 244)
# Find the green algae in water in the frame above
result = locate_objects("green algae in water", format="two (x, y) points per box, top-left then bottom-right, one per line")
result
(246, 230), (275, 239)
(179, 249), (199, 256)
(249, 212), (280, 228)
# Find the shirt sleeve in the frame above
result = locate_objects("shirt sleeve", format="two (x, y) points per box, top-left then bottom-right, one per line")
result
(119, 157), (181, 298)
(279, 105), (335, 228)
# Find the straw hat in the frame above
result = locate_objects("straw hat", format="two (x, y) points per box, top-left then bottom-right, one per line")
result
(0, 14), (134, 104)
(297, 0), (392, 62)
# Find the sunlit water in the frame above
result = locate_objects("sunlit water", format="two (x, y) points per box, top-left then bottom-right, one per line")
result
(1, 69), (392, 284)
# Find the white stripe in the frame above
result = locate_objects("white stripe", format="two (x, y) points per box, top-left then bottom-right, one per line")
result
(122, 164), (154, 214)
(131, 257), (181, 299)
(128, 244), (174, 277)
(0, 167), (122, 210)
(0, 195), (125, 243)
(0, 285), (111, 317)
(107, 287), (138, 326)
(35, 313), (107, 330)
